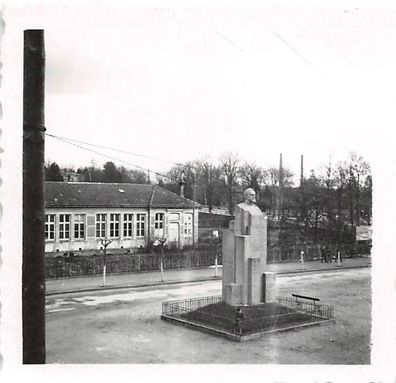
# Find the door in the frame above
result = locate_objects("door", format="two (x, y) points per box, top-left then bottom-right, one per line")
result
(168, 222), (180, 246)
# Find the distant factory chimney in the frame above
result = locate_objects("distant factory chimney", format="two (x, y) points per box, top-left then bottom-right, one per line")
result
(300, 155), (304, 187)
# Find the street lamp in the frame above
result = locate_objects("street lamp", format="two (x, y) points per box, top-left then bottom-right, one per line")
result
(100, 238), (112, 287)
(212, 231), (222, 277)
(158, 237), (167, 282)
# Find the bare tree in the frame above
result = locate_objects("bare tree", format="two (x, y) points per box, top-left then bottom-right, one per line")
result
(348, 153), (371, 225)
(198, 156), (222, 212)
(239, 162), (266, 192)
(219, 152), (240, 215)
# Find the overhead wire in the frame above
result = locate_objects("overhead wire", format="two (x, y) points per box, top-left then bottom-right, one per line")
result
(45, 132), (195, 170)
(45, 133), (176, 181)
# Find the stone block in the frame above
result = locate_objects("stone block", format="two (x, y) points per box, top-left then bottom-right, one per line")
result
(235, 235), (252, 305)
(222, 230), (235, 289)
(247, 257), (262, 305)
(262, 272), (276, 303)
(223, 283), (242, 306)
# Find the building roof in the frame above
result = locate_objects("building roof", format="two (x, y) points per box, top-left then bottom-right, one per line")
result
(45, 182), (198, 209)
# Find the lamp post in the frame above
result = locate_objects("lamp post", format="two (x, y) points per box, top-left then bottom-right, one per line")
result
(158, 237), (167, 282)
(212, 231), (222, 277)
(100, 238), (112, 287)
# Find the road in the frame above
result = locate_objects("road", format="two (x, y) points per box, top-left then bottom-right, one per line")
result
(46, 268), (371, 364)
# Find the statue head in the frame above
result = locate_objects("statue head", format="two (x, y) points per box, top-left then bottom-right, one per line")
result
(243, 188), (256, 204)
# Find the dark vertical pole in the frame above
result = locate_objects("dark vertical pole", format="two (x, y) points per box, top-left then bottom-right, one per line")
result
(278, 153), (283, 219)
(192, 172), (196, 252)
(300, 155), (304, 187)
(23, 29), (46, 364)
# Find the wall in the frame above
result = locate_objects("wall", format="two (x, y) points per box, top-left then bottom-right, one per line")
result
(45, 207), (198, 253)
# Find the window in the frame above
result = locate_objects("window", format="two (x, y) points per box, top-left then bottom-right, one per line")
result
(45, 214), (55, 240)
(184, 214), (192, 235)
(136, 214), (146, 237)
(169, 213), (179, 221)
(96, 214), (107, 238)
(154, 213), (164, 238)
(110, 213), (120, 238)
(59, 214), (71, 240)
(123, 214), (133, 238)
(74, 214), (85, 239)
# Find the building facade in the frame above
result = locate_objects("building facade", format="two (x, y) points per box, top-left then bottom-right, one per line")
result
(44, 182), (198, 253)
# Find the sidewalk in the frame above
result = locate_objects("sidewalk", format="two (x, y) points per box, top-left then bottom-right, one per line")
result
(46, 256), (371, 295)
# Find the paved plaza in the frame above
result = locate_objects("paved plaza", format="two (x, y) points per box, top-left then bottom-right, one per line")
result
(46, 268), (371, 364)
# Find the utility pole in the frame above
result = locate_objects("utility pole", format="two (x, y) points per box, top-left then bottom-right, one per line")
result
(278, 153), (283, 219)
(23, 29), (46, 364)
(192, 170), (196, 252)
(300, 154), (304, 187)
(299, 154), (306, 242)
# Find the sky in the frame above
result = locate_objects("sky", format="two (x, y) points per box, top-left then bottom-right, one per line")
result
(4, 3), (396, 181)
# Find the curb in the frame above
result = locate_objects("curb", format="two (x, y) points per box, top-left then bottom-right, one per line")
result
(45, 264), (370, 297)
(45, 276), (223, 296)
(276, 264), (371, 276)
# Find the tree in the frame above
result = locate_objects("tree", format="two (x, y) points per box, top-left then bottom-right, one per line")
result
(198, 157), (223, 212)
(239, 162), (266, 193)
(102, 161), (122, 183)
(219, 152), (239, 215)
(348, 153), (371, 226)
(304, 170), (326, 243)
(45, 162), (63, 181)
(118, 166), (148, 184)
(77, 160), (103, 182)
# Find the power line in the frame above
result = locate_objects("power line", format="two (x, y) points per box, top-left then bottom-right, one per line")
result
(45, 132), (194, 170)
(273, 31), (319, 72)
(46, 133), (176, 181)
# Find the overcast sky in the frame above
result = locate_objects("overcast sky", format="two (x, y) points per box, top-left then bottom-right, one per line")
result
(5, 3), (396, 180)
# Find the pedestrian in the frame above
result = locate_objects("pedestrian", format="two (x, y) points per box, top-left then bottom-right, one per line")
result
(337, 247), (343, 263)
(234, 307), (244, 335)
(321, 245), (327, 263)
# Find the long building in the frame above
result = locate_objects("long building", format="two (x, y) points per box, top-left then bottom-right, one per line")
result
(44, 182), (198, 253)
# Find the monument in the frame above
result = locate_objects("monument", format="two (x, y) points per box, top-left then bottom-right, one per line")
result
(161, 188), (334, 340)
(222, 188), (276, 306)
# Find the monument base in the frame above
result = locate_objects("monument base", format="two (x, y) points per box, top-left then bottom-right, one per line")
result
(161, 296), (334, 342)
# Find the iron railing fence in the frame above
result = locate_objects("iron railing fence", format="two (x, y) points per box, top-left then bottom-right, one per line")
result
(277, 296), (334, 320)
(162, 295), (334, 335)
(267, 243), (361, 263)
(162, 295), (223, 317)
(45, 241), (368, 279)
(45, 250), (222, 279)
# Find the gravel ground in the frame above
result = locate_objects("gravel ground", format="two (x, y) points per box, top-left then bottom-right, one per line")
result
(46, 268), (371, 364)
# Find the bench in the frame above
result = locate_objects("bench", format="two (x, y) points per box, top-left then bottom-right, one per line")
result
(292, 294), (320, 303)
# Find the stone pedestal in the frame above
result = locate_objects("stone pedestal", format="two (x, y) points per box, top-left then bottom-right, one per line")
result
(222, 201), (274, 306)
(262, 272), (276, 303)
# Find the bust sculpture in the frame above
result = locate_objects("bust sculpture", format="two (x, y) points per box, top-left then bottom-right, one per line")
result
(243, 188), (256, 204)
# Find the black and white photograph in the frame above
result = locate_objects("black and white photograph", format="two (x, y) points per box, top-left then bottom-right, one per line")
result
(0, 0), (395, 382)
